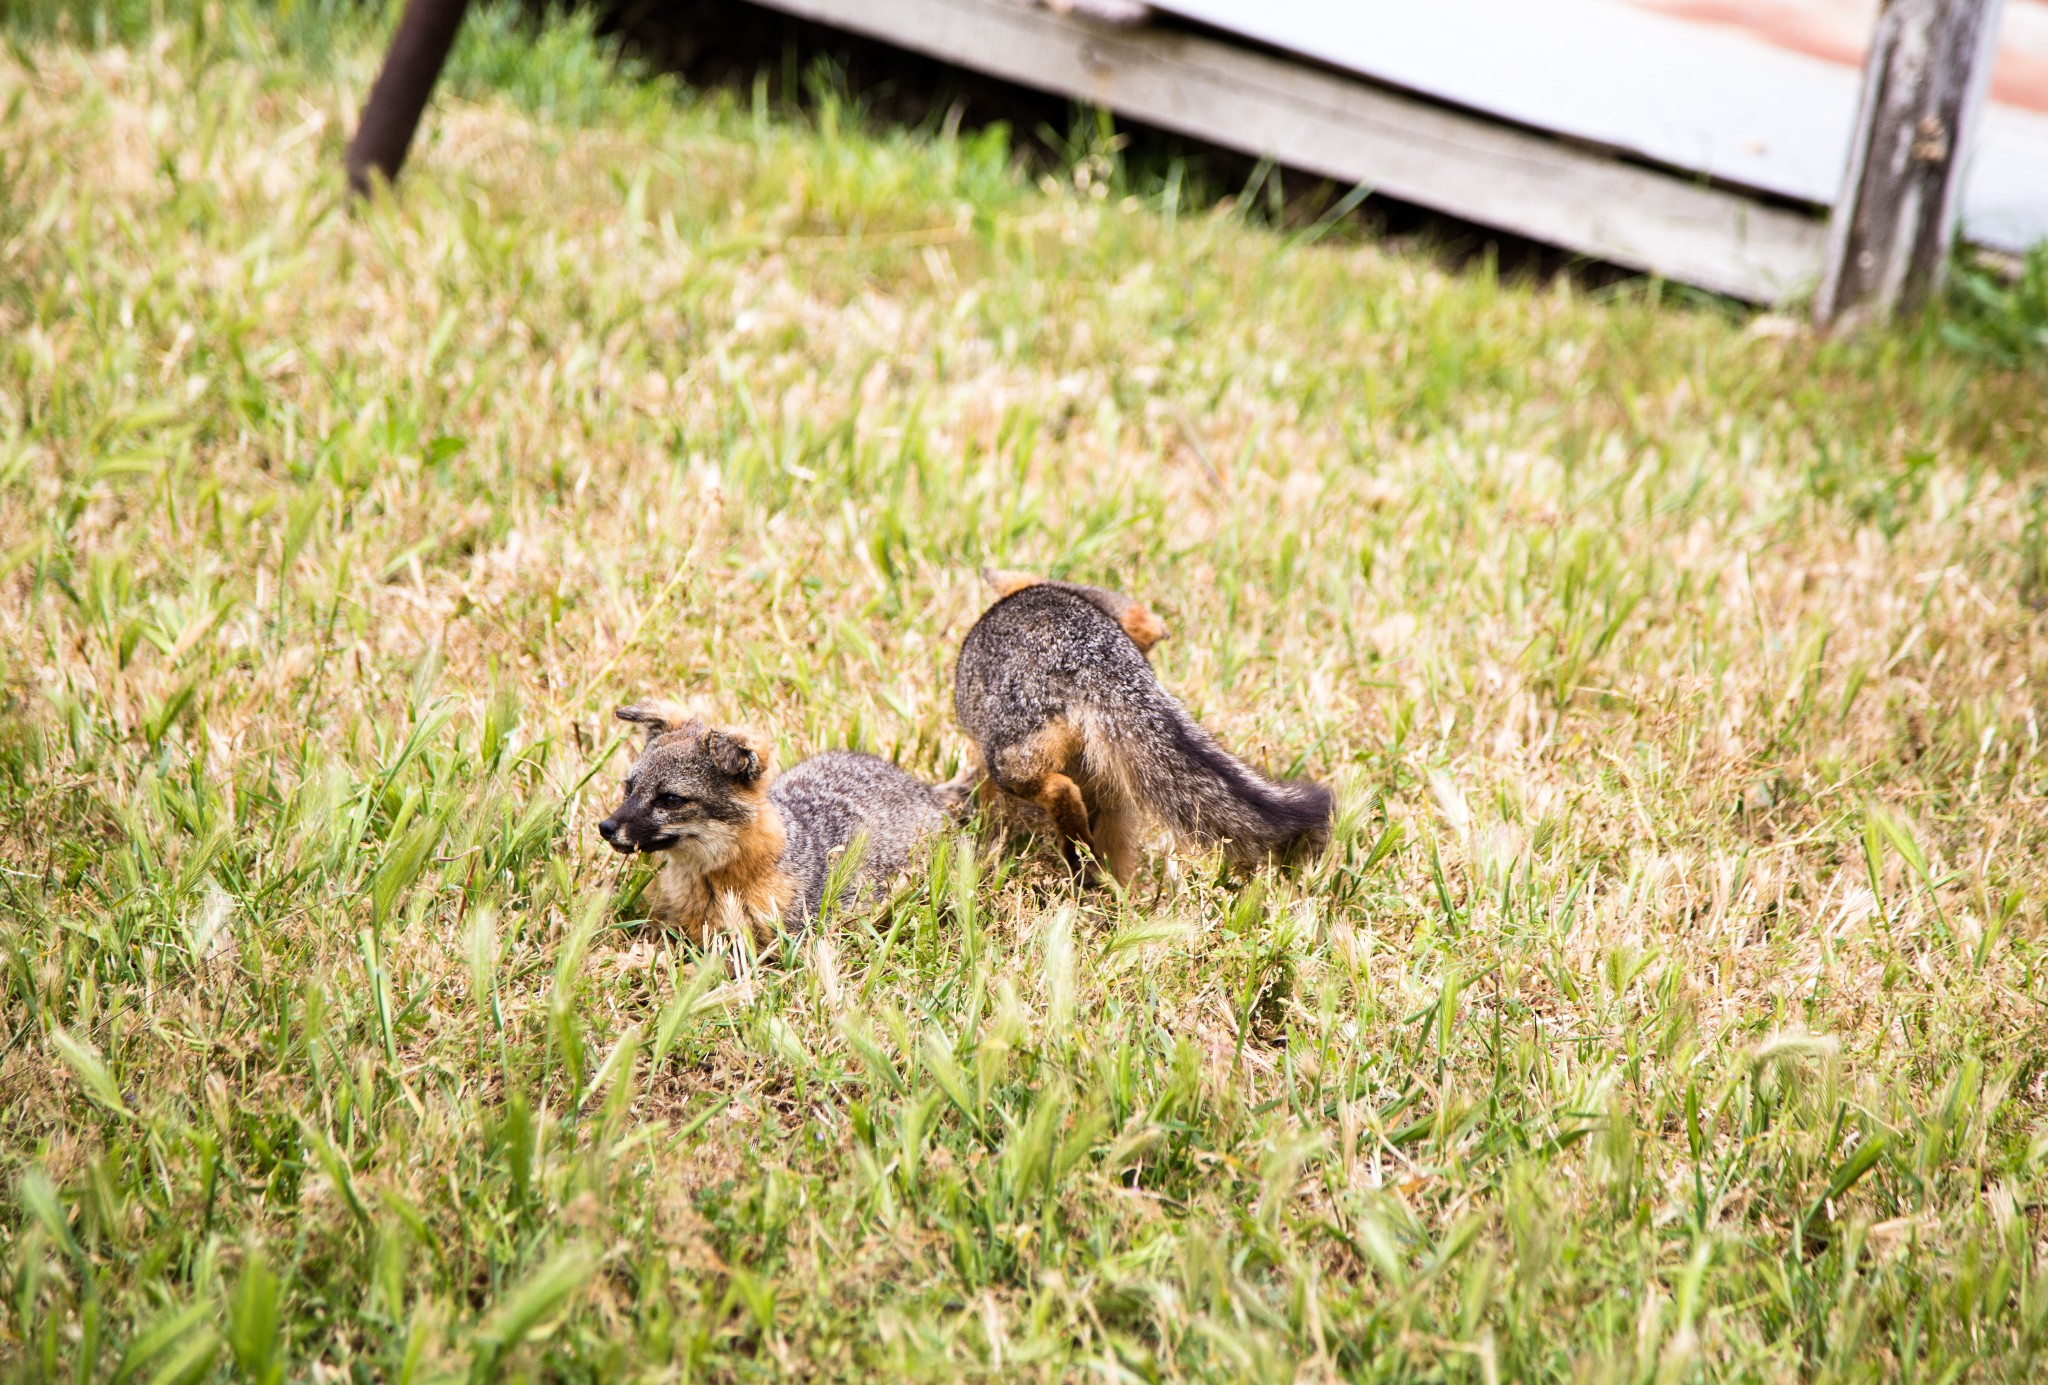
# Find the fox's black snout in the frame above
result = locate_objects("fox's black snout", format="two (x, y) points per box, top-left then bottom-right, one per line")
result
(599, 804), (675, 853)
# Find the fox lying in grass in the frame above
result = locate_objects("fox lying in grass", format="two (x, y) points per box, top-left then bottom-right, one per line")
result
(598, 703), (969, 944)
(955, 572), (1334, 883)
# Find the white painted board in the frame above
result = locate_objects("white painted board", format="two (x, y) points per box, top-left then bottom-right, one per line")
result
(1152, 0), (2048, 250)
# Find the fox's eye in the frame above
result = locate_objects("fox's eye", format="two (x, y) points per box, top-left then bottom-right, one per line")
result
(654, 793), (690, 810)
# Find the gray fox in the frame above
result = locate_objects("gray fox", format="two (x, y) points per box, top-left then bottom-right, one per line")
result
(598, 702), (969, 944)
(954, 575), (1334, 882)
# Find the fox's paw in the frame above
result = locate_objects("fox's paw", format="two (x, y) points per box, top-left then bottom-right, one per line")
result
(933, 764), (984, 817)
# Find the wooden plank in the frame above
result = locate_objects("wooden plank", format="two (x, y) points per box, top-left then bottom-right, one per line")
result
(1149, 0), (2048, 253)
(752, 0), (1825, 300)
(1814, 0), (2006, 327)
(1157, 0), (1858, 203)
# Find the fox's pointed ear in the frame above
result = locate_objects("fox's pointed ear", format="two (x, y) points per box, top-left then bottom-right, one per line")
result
(983, 567), (1041, 598)
(703, 726), (770, 784)
(1121, 603), (1169, 653)
(615, 701), (691, 743)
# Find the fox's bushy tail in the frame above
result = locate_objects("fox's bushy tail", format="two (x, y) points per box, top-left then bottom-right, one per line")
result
(1081, 686), (1334, 862)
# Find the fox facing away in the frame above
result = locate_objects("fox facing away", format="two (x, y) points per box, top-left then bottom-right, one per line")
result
(598, 703), (967, 944)
(954, 573), (1335, 883)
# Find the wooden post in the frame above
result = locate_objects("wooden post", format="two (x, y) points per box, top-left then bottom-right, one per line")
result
(1813, 0), (2005, 328)
(345, 0), (474, 196)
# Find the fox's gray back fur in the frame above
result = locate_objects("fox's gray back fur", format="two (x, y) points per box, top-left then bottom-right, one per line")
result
(773, 750), (957, 923)
(955, 583), (1334, 864)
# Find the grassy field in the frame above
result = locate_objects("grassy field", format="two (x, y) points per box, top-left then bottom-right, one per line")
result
(4, 3), (2048, 1379)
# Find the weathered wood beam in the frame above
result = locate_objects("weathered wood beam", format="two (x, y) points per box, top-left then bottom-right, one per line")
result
(345, 0), (475, 196)
(749, 0), (1824, 301)
(1813, 0), (2005, 328)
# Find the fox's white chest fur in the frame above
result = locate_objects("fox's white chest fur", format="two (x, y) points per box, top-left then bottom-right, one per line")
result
(644, 808), (794, 946)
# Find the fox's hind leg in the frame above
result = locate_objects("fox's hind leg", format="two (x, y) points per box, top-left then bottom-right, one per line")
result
(990, 721), (1096, 873)
(1090, 796), (1142, 886)
(1034, 774), (1095, 874)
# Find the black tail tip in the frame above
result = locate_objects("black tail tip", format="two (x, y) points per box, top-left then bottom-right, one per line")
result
(1297, 783), (1339, 849)
(1293, 777), (1339, 821)
(1257, 778), (1338, 858)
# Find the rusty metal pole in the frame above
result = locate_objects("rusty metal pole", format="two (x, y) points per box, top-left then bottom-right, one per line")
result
(345, 0), (474, 196)
(1813, 0), (2005, 329)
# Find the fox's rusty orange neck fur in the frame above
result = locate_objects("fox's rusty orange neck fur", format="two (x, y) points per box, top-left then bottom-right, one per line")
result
(645, 795), (796, 946)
